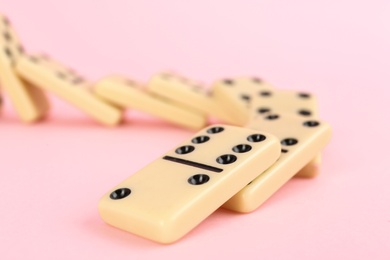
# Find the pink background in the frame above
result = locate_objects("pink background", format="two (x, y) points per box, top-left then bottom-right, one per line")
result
(1, 0), (390, 259)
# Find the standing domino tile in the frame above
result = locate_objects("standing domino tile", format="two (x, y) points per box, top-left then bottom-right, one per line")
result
(250, 89), (319, 118)
(211, 77), (274, 126)
(93, 75), (207, 130)
(147, 72), (237, 124)
(15, 55), (123, 126)
(98, 125), (281, 243)
(0, 14), (49, 122)
(250, 90), (321, 178)
(223, 113), (332, 213)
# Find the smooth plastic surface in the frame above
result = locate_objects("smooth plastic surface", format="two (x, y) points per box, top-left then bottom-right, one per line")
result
(0, 14), (49, 122)
(224, 114), (332, 212)
(93, 75), (206, 130)
(15, 55), (123, 126)
(249, 90), (318, 119)
(98, 125), (281, 243)
(249, 89), (322, 178)
(147, 72), (237, 124)
(211, 77), (274, 125)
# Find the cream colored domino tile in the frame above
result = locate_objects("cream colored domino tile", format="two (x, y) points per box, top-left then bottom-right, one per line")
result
(249, 89), (322, 178)
(223, 113), (332, 213)
(99, 124), (281, 243)
(211, 77), (274, 126)
(15, 54), (123, 126)
(249, 89), (319, 119)
(147, 72), (239, 124)
(93, 75), (207, 130)
(0, 14), (49, 122)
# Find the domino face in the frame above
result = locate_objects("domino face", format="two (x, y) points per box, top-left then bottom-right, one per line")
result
(223, 114), (332, 213)
(98, 124), (281, 243)
(250, 89), (318, 118)
(250, 89), (321, 178)
(15, 55), (123, 126)
(0, 14), (49, 122)
(211, 77), (274, 126)
(147, 72), (237, 124)
(93, 75), (207, 130)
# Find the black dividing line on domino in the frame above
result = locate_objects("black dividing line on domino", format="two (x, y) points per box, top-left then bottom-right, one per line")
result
(162, 156), (223, 173)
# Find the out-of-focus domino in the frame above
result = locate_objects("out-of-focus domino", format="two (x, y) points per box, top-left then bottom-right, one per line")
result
(295, 154), (322, 178)
(15, 54), (123, 126)
(249, 89), (321, 178)
(211, 77), (274, 126)
(223, 113), (332, 213)
(93, 75), (207, 130)
(98, 125), (281, 243)
(0, 14), (49, 122)
(147, 72), (238, 124)
(249, 89), (319, 118)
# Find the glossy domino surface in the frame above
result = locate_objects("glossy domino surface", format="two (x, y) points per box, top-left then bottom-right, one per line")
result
(211, 77), (274, 126)
(147, 72), (237, 124)
(99, 124), (281, 243)
(15, 55), (123, 126)
(93, 75), (207, 130)
(250, 89), (322, 178)
(223, 114), (332, 213)
(0, 14), (49, 122)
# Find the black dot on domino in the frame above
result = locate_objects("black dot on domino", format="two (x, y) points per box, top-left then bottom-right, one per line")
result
(125, 80), (135, 86)
(175, 145), (195, 154)
(56, 71), (68, 80)
(252, 77), (262, 83)
(29, 56), (40, 63)
(4, 47), (12, 58)
(72, 77), (84, 85)
(299, 109), (312, 116)
(192, 85), (202, 92)
(216, 154), (237, 164)
(265, 114), (279, 120)
(259, 91), (272, 97)
(247, 134), (266, 142)
(303, 120), (320, 127)
(3, 31), (11, 42)
(298, 93), (311, 99)
(257, 107), (270, 114)
(281, 138), (298, 146)
(192, 136), (210, 144)
(161, 73), (171, 79)
(110, 188), (131, 200)
(223, 79), (234, 85)
(282, 149), (288, 153)
(188, 174), (210, 185)
(207, 126), (224, 134)
(241, 94), (251, 102)
(232, 144), (252, 153)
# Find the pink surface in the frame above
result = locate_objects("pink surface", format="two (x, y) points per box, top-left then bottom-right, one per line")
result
(1, 0), (390, 259)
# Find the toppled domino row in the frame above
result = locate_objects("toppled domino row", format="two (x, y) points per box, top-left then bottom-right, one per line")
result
(0, 14), (332, 243)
